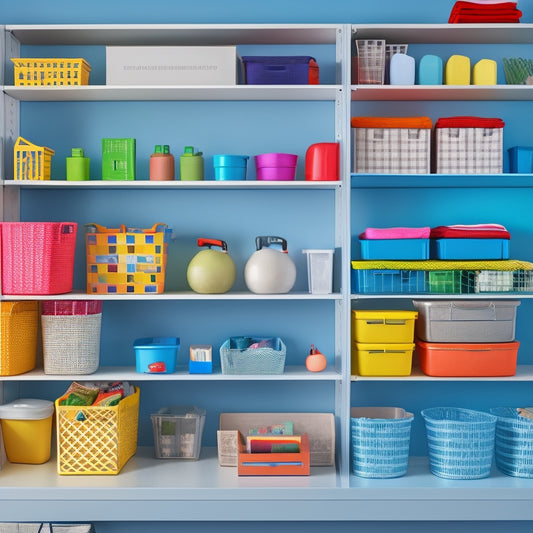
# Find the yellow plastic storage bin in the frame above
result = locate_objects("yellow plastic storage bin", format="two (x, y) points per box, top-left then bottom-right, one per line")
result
(352, 342), (415, 376)
(55, 387), (140, 475)
(11, 57), (91, 86)
(0, 399), (54, 464)
(352, 310), (418, 344)
(14, 136), (55, 180)
(0, 301), (38, 376)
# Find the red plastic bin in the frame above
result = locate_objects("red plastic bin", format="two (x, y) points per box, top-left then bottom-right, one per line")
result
(41, 300), (102, 315)
(416, 339), (519, 377)
(1, 222), (77, 295)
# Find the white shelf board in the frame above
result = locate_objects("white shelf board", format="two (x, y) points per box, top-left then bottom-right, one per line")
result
(0, 291), (343, 301)
(351, 23), (533, 44)
(351, 173), (533, 188)
(0, 452), (532, 522)
(351, 85), (533, 102)
(6, 24), (341, 46)
(351, 365), (533, 382)
(3, 178), (341, 190)
(0, 365), (342, 382)
(352, 293), (533, 300)
(4, 85), (341, 102)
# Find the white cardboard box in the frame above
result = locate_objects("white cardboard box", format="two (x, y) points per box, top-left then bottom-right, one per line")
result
(106, 46), (240, 85)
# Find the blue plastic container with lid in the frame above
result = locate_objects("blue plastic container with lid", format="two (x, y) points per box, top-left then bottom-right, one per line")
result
(134, 337), (180, 374)
(213, 154), (249, 180)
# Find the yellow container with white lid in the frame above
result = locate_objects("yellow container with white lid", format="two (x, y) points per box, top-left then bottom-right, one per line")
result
(0, 398), (54, 464)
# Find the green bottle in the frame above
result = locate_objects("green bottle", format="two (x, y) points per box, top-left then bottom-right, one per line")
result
(180, 146), (204, 181)
(66, 147), (90, 181)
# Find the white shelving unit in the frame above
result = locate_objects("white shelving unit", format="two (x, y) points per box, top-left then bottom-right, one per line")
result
(1, 22), (533, 525)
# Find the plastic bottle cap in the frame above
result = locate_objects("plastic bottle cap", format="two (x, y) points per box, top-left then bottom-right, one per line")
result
(71, 148), (84, 157)
(163, 145), (170, 154)
(183, 146), (194, 156)
(154, 145), (162, 153)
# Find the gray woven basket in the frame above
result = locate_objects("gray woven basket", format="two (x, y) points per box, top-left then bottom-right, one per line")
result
(220, 337), (286, 375)
(42, 313), (101, 375)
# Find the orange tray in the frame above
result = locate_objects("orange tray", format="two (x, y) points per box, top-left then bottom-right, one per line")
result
(416, 339), (519, 377)
(238, 433), (310, 476)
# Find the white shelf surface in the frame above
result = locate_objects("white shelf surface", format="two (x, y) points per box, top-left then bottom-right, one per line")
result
(6, 24), (341, 45)
(351, 173), (533, 189)
(0, 291), (343, 301)
(351, 85), (533, 102)
(0, 452), (532, 522)
(351, 365), (533, 382)
(3, 178), (341, 190)
(0, 365), (342, 382)
(352, 293), (533, 300)
(4, 85), (341, 102)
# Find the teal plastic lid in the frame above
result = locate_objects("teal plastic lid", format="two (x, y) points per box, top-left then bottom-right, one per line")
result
(0, 398), (54, 420)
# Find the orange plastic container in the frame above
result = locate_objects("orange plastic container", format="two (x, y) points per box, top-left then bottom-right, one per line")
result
(416, 340), (519, 377)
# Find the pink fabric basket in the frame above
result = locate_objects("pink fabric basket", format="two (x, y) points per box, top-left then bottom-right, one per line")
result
(1, 222), (77, 295)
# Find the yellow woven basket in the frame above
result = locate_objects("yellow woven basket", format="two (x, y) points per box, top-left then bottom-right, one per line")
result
(56, 387), (140, 475)
(14, 136), (55, 180)
(11, 57), (91, 86)
(0, 301), (38, 376)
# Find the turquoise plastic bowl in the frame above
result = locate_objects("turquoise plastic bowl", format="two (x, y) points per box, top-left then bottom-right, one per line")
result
(213, 155), (249, 180)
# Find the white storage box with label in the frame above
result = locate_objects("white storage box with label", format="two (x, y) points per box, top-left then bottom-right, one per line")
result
(351, 117), (432, 174)
(106, 46), (240, 86)
(435, 116), (504, 174)
(413, 300), (520, 343)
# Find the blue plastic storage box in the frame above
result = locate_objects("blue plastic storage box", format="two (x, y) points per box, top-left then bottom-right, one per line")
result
(431, 238), (510, 260)
(509, 146), (533, 173)
(352, 268), (426, 294)
(134, 337), (180, 374)
(242, 56), (319, 85)
(360, 238), (429, 260)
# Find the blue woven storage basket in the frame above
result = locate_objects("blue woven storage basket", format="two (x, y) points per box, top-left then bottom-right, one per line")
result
(421, 407), (497, 480)
(220, 337), (286, 375)
(490, 407), (533, 478)
(351, 407), (413, 478)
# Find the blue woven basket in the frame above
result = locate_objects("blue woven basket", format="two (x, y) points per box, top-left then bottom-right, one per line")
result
(351, 407), (413, 478)
(219, 337), (286, 375)
(490, 407), (533, 478)
(421, 407), (497, 480)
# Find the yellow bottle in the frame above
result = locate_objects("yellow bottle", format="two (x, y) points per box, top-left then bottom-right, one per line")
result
(445, 55), (471, 85)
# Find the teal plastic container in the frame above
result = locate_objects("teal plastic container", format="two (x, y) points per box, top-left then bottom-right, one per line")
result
(134, 337), (180, 374)
(213, 154), (249, 180)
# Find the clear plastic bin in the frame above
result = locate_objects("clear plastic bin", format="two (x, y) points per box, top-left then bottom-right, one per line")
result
(151, 406), (206, 459)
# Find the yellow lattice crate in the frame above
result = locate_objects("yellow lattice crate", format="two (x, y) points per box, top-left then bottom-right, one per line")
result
(56, 387), (139, 475)
(14, 136), (55, 180)
(12, 57), (91, 86)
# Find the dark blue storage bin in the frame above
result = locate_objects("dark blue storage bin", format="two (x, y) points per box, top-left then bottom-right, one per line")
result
(242, 56), (319, 85)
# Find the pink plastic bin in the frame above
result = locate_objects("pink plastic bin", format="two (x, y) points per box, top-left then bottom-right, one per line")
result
(255, 153), (297, 181)
(1, 222), (77, 295)
(41, 300), (103, 316)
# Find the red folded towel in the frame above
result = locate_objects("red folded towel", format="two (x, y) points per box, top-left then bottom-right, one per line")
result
(430, 224), (511, 239)
(435, 116), (505, 129)
(449, 1), (522, 23)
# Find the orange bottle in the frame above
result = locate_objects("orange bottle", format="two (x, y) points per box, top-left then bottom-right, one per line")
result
(150, 144), (175, 181)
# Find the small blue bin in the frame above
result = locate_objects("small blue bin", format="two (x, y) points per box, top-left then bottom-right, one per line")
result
(134, 337), (180, 374)
(431, 238), (510, 260)
(213, 154), (249, 180)
(352, 268), (427, 294)
(509, 146), (533, 173)
(360, 239), (429, 260)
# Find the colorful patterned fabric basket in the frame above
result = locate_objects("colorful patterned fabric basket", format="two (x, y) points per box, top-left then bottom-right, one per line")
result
(1, 222), (77, 295)
(490, 407), (533, 478)
(56, 387), (139, 475)
(85, 223), (171, 294)
(422, 407), (497, 479)
(0, 301), (38, 376)
(351, 407), (413, 478)
(220, 337), (286, 375)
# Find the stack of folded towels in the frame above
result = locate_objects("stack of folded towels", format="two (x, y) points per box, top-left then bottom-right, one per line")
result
(449, 1), (522, 23)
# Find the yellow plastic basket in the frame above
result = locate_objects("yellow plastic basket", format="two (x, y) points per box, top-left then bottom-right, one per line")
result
(56, 387), (140, 475)
(11, 57), (91, 86)
(85, 223), (171, 294)
(0, 301), (38, 376)
(14, 136), (55, 180)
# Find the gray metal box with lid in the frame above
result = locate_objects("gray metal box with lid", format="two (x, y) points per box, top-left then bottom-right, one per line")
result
(413, 300), (520, 343)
